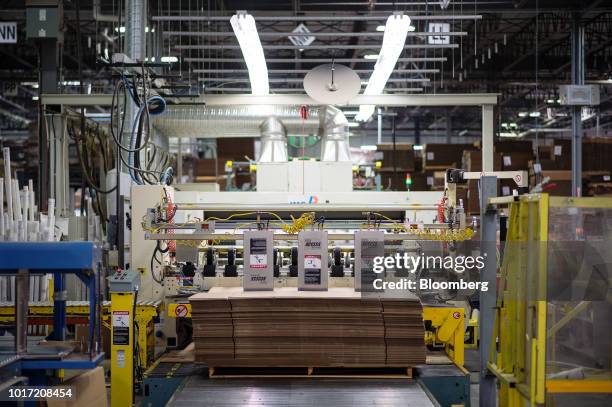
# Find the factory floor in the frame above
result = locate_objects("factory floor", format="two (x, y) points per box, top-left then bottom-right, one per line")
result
(168, 376), (435, 407)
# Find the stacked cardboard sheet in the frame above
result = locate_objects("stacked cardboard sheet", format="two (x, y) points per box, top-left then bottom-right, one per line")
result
(190, 287), (425, 368)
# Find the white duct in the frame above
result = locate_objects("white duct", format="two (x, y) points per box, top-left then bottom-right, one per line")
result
(153, 105), (320, 138)
(320, 106), (352, 162)
(258, 117), (288, 162)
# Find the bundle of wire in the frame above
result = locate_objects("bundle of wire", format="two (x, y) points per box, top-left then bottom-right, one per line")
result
(110, 75), (172, 185)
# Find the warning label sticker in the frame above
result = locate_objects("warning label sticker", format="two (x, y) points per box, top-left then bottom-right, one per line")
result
(250, 254), (268, 269)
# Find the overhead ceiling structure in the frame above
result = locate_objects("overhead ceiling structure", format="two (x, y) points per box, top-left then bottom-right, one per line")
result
(0, 0), (611, 140)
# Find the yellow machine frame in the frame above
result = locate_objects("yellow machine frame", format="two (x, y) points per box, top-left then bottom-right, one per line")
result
(488, 195), (612, 407)
(423, 306), (465, 367)
(0, 300), (160, 369)
(110, 292), (135, 407)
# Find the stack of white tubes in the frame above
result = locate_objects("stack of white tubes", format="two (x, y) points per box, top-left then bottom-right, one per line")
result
(1, 147), (56, 242)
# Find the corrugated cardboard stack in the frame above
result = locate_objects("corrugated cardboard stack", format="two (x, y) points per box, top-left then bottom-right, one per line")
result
(423, 143), (477, 191)
(194, 138), (255, 188)
(462, 150), (502, 215)
(190, 287), (425, 367)
(534, 138), (612, 196)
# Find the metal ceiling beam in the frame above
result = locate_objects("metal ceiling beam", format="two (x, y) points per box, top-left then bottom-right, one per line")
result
(183, 57), (447, 63)
(152, 15), (483, 21)
(176, 44), (459, 50)
(192, 69), (439, 74)
(203, 87), (425, 92)
(197, 93), (499, 106)
(41, 93), (499, 106)
(162, 31), (468, 37)
(199, 78), (431, 83)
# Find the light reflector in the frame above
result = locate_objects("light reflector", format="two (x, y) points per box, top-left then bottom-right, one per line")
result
(230, 12), (269, 95)
(356, 13), (411, 122)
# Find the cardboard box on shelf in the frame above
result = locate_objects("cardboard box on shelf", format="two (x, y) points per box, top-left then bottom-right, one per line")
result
(377, 144), (415, 171)
(493, 140), (534, 154)
(461, 150), (502, 172)
(378, 170), (409, 191)
(423, 144), (477, 170)
(500, 152), (534, 171)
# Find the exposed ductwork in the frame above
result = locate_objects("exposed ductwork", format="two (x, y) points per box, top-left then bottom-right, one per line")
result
(152, 104), (351, 161)
(152, 105), (320, 138)
(320, 106), (352, 162)
(258, 116), (288, 162)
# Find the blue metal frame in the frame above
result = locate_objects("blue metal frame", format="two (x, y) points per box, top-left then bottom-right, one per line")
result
(0, 241), (104, 370)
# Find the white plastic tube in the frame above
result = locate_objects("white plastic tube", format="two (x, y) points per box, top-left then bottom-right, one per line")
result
(0, 177), (4, 240)
(2, 148), (13, 229)
(13, 179), (21, 222)
(28, 180), (34, 221)
(47, 198), (55, 241)
(22, 186), (29, 229)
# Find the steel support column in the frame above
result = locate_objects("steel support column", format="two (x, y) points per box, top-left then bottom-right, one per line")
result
(571, 14), (584, 197)
(482, 105), (495, 172)
(479, 176), (498, 407)
(38, 39), (59, 210)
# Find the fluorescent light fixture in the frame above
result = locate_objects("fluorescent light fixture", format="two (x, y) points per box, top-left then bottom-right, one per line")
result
(376, 25), (386, 32)
(360, 145), (377, 151)
(356, 13), (411, 122)
(518, 112), (528, 117)
(413, 144), (423, 150)
(363, 54), (380, 60)
(408, 25), (416, 32)
(161, 56), (178, 63)
(115, 26), (126, 33)
(32, 96), (39, 101)
(230, 12), (269, 95)
(500, 132), (519, 138)
(529, 111), (541, 118)
(348, 122), (360, 128)
(342, 111), (359, 115)
(546, 99), (555, 104)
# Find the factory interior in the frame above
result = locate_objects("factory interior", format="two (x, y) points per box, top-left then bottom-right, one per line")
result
(0, 0), (612, 406)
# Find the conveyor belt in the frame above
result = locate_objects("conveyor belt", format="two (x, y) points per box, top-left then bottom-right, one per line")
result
(169, 376), (435, 407)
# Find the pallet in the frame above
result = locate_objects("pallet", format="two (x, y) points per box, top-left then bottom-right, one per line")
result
(208, 366), (413, 379)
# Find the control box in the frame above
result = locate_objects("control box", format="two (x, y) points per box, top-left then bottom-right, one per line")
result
(298, 230), (328, 291)
(243, 230), (274, 291)
(109, 269), (141, 293)
(354, 231), (385, 292)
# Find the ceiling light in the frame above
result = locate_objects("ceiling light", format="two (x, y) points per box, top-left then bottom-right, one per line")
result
(342, 111), (359, 115)
(115, 26), (126, 33)
(348, 123), (360, 128)
(375, 25), (385, 32)
(408, 25), (416, 32)
(356, 13), (411, 122)
(529, 111), (541, 118)
(500, 132), (519, 138)
(363, 54), (380, 60)
(161, 56), (178, 63)
(546, 99), (555, 104)
(230, 12), (269, 95)
(32, 96), (39, 101)
(413, 144), (423, 150)
(518, 112), (528, 117)
(360, 145), (377, 151)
